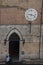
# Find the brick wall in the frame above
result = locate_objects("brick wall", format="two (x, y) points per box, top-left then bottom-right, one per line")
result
(0, 0), (42, 24)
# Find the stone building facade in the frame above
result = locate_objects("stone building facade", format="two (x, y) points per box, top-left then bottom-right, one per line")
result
(0, 0), (43, 63)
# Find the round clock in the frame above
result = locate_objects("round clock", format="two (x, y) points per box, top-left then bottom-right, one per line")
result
(25, 8), (38, 21)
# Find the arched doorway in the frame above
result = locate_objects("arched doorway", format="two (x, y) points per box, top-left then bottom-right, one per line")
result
(6, 29), (23, 61)
(9, 32), (20, 60)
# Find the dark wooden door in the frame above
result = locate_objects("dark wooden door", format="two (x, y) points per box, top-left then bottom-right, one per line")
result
(9, 33), (20, 60)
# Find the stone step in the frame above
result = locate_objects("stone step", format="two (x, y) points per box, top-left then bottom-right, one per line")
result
(22, 59), (43, 64)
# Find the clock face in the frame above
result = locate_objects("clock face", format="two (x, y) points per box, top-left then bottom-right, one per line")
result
(25, 8), (38, 21)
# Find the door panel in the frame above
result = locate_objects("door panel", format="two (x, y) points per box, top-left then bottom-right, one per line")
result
(9, 32), (20, 60)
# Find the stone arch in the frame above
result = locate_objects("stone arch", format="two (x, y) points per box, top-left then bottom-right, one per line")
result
(7, 28), (23, 41)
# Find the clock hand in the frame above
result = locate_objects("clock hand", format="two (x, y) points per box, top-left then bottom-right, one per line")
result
(28, 14), (35, 17)
(28, 14), (34, 16)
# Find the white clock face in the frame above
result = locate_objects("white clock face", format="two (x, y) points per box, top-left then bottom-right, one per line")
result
(25, 8), (38, 21)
